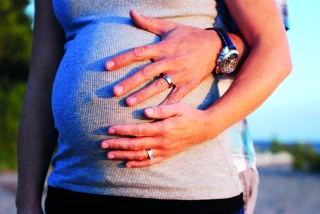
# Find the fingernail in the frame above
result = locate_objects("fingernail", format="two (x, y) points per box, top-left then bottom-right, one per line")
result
(127, 164), (132, 168)
(131, 10), (139, 16)
(101, 142), (109, 148)
(145, 108), (154, 115)
(113, 85), (123, 95)
(127, 97), (137, 105)
(106, 61), (115, 69)
(108, 154), (115, 159)
(108, 128), (115, 134)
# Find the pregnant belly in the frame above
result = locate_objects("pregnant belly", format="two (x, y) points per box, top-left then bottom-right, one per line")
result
(52, 21), (218, 151)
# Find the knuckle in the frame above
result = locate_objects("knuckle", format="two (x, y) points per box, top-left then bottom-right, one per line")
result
(135, 91), (147, 102)
(171, 55), (183, 62)
(158, 140), (167, 149)
(162, 119), (173, 134)
(117, 54), (126, 65)
(130, 142), (141, 150)
(162, 138), (171, 148)
(132, 127), (146, 137)
(142, 65), (154, 78)
(135, 151), (145, 161)
(122, 78), (135, 88)
(143, 16), (154, 29)
(158, 121), (170, 137)
(157, 106), (166, 118)
(156, 78), (169, 90)
(171, 91), (185, 103)
(110, 141), (117, 148)
(132, 127), (141, 136)
(144, 16), (153, 23)
(133, 46), (148, 58)
(159, 41), (170, 51)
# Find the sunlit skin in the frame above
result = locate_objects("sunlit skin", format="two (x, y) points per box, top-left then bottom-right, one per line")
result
(101, 0), (292, 169)
(16, 0), (291, 213)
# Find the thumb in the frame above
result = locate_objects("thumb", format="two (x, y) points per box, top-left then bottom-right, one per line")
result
(144, 103), (182, 119)
(130, 10), (176, 35)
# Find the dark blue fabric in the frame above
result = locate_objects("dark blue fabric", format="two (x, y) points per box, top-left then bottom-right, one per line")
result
(45, 186), (244, 214)
(233, 206), (245, 214)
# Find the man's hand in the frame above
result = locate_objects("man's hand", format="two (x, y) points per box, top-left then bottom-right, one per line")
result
(105, 10), (221, 106)
(238, 168), (259, 214)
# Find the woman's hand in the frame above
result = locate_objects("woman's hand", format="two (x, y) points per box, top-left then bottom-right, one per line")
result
(101, 103), (214, 168)
(238, 168), (259, 214)
(105, 10), (221, 106)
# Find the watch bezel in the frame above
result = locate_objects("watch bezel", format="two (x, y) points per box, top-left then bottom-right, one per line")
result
(216, 49), (239, 74)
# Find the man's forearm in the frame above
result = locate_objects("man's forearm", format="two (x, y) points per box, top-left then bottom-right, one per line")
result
(203, 0), (292, 140)
(229, 32), (249, 74)
(214, 0), (250, 76)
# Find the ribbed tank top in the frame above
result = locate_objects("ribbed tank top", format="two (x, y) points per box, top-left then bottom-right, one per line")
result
(48, 0), (243, 199)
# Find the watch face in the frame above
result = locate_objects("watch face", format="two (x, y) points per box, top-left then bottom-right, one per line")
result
(221, 50), (239, 74)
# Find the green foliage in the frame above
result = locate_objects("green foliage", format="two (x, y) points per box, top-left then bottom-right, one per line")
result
(0, 0), (32, 82)
(270, 138), (282, 154)
(271, 139), (320, 172)
(0, 82), (26, 170)
(0, 0), (32, 171)
(289, 143), (320, 172)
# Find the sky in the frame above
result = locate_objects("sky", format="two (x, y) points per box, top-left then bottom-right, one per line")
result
(246, 0), (320, 142)
(26, 1), (320, 143)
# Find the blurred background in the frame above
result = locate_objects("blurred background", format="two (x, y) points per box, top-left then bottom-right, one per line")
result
(0, 0), (319, 213)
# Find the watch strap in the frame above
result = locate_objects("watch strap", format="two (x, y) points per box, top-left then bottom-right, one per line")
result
(205, 27), (239, 75)
(206, 28), (237, 50)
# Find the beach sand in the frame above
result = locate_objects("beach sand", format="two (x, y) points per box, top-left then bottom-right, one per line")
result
(255, 166), (320, 214)
(1, 167), (320, 214)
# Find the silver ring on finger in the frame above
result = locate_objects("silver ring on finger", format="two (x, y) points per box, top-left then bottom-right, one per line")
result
(146, 149), (154, 160)
(162, 75), (174, 88)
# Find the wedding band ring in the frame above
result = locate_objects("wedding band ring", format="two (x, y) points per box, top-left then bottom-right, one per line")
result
(146, 149), (154, 160)
(162, 75), (173, 88)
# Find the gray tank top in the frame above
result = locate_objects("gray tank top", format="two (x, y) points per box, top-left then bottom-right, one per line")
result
(48, 0), (242, 199)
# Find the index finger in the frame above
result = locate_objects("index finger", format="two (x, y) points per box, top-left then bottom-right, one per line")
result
(105, 43), (160, 71)
(108, 122), (162, 137)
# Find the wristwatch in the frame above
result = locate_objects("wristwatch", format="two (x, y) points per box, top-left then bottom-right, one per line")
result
(206, 28), (239, 75)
